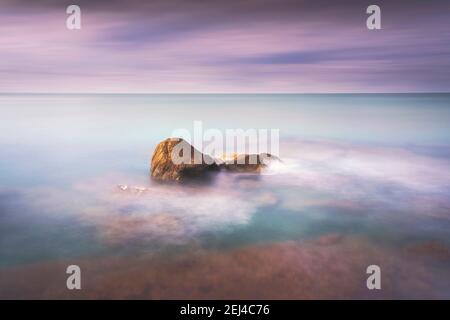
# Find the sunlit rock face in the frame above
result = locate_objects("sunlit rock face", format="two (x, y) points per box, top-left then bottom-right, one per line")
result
(150, 138), (279, 181)
(150, 138), (219, 182)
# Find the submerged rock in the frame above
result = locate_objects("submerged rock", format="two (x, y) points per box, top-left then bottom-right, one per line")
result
(150, 138), (279, 182)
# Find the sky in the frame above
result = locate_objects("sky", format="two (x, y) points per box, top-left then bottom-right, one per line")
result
(0, 0), (449, 93)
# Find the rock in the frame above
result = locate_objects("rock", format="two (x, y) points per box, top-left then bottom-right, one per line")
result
(221, 153), (279, 173)
(150, 138), (279, 182)
(150, 138), (219, 182)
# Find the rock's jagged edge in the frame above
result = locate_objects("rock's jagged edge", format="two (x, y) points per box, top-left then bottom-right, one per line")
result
(150, 138), (279, 182)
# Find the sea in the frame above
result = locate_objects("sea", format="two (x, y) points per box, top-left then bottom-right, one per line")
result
(0, 93), (449, 298)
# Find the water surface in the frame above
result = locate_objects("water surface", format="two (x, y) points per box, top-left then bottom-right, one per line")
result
(0, 94), (449, 299)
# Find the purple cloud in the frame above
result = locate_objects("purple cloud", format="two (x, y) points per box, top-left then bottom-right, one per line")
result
(0, 0), (449, 92)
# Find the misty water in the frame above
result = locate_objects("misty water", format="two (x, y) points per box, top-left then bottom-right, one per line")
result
(0, 94), (449, 298)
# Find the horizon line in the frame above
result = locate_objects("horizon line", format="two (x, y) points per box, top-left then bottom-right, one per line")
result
(1, 92), (450, 95)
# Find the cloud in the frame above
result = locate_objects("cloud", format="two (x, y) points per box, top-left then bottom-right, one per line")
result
(0, 0), (449, 92)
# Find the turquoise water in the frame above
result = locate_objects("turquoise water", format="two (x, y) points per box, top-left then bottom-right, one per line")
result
(0, 94), (449, 299)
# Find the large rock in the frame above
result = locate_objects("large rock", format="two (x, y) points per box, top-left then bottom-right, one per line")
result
(150, 138), (279, 182)
(150, 138), (218, 181)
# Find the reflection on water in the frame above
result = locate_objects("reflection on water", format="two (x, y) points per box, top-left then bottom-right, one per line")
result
(0, 94), (449, 299)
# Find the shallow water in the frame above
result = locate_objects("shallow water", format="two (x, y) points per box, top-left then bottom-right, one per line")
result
(0, 94), (449, 299)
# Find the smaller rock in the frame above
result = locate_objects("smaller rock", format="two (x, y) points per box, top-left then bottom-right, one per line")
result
(221, 153), (279, 173)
